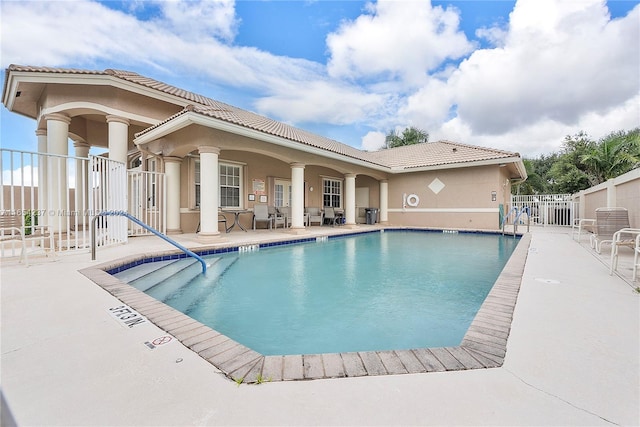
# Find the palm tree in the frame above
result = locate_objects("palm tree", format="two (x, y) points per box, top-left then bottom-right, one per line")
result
(580, 129), (639, 184)
(385, 127), (429, 148)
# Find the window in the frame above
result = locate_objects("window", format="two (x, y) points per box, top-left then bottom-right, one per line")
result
(323, 178), (342, 208)
(219, 163), (242, 208)
(194, 160), (201, 208)
(193, 160), (243, 209)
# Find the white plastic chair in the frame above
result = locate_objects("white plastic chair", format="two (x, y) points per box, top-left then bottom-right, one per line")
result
(0, 211), (55, 266)
(609, 227), (640, 276)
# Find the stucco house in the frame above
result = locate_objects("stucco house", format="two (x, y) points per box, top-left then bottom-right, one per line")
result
(2, 64), (526, 245)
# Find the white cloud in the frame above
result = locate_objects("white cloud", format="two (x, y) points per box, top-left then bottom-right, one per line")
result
(2, 165), (38, 187)
(449, 0), (639, 135)
(361, 131), (386, 151)
(154, 0), (238, 42)
(326, 0), (474, 85)
(1, 0), (638, 159)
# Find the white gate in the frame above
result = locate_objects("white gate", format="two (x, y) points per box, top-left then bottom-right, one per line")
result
(127, 170), (166, 236)
(511, 194), (577, 226)
(90, 155), (128, 247)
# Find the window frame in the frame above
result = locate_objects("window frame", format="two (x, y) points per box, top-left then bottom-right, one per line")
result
(322, 177), (343, 208)
(192, 158), (244, 210)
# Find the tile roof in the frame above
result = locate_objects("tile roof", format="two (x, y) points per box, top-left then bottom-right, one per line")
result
(366, 140), (520, 170)
(6, 64), (522, 171)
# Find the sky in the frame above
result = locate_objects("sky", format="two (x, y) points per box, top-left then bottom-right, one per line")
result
(1, 0), (639, 160)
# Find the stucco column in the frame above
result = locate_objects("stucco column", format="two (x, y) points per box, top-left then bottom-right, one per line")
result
(106, 115), (130, 165)
(46, 113), (71, 232)
(606, 179), (616, 207)
(379, 179), (389, 224)
(198, 146), (224, 243)
(164, 157), (182, 234)
(36, 129), (48, 227)
(344, 173), (357, 227)
(73, 141), (90, 227)
(290, 163), (307, 233)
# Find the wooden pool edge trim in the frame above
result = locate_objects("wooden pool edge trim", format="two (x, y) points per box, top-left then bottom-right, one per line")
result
(79, 231), (531, 384)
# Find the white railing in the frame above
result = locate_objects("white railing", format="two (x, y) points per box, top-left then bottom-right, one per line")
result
(127, 170), (166, 236)
(511, 194), (576, 226)
(1, 148), (164, 259)
(1, 149), (95, 255)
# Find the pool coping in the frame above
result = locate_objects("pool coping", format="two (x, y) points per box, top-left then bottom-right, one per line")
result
(79, 229), (531, 383)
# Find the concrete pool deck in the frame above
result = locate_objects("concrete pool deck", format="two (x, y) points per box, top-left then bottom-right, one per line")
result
(1, 226), (639, 426)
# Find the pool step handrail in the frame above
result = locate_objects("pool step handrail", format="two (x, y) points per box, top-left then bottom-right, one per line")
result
(501, 206), (518, 233)
(91, 210), (207, 273)
(514, 206), (531, 233)
(502, 206), (530, 236)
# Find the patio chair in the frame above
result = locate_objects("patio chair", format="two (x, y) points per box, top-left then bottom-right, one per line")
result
(196, 213), (228, 233)
(591, 207), (631, 253)
(609, 227), (640, 277)
(571, 217), (596, 242)
(269, 206), (286, 229)
(323, 207), (340, 226)
(0, 211), (55, 266)
(253, 204), (272, 230)
(307, 207), (323, 226)
(278, 206), (292, 228)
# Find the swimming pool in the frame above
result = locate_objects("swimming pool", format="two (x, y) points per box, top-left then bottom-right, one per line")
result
(115, 230), (520, 356)
(84, 228), (529, 382)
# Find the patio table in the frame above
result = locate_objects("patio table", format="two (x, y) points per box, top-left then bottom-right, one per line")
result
(221, 209), (252, 232)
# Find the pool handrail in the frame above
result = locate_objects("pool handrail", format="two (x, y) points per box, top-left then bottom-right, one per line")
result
(91, 210), (207, 273)
(502, 206), (530, 235)
(514, 206), (531, 233)
(501, 206), (519, 231)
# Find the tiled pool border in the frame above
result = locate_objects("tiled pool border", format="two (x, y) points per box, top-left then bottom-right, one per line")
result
(80, 228), (531, 383)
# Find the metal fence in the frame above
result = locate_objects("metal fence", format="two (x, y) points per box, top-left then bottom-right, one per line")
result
(127, 170), (166, 236)
(1, 148), (165, 260)
(511, 194), (576, 226)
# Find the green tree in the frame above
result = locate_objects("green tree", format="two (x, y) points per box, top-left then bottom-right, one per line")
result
(385, 127), (429, 148)
(580, 128), (640, 184)
(548, 160), (591, 193)
(513, 159), (546, 195)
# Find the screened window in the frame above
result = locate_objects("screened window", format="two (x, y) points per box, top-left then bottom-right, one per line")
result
(323, 178), (342, 208)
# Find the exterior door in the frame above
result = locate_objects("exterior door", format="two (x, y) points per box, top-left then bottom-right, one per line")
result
(274, 179), (292, 207)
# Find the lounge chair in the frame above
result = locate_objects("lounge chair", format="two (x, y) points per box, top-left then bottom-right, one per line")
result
(590, 207), (631, 253)
(253, 204), (272, 230)
(571, 217), (596, 242)
(307, 207), (323, 226)
(609, 227), (640, 276)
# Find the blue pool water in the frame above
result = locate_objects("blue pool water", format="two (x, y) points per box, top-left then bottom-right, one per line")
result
(120, 230), (519, 355)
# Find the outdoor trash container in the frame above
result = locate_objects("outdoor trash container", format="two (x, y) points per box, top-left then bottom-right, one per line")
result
(365, 208), (378, 224)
